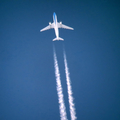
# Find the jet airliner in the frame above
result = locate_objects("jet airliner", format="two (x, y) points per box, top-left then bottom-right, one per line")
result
(40, 12), (74, 41)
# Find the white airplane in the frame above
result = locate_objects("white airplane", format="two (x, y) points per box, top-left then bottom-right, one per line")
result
(40, 12), (74, 41)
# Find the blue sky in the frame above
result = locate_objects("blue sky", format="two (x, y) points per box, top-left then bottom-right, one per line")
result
(0, 0), (120, 120)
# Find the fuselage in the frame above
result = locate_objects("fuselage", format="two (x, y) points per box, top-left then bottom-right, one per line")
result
(53, 12), (59, 38)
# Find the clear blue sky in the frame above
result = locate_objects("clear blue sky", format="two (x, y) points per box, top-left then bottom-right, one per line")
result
(0, 0), (120, 120)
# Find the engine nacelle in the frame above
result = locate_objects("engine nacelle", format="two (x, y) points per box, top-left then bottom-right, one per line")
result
(49, 22), (51, 25)
(60, 21), (62, 24)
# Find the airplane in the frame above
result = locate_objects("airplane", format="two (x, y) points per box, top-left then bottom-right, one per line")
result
(40, 12), (74, 41)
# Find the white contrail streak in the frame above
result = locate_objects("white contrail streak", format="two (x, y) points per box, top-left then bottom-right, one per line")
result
(63, 51), (77, 120)
(53, 48), (68, 120)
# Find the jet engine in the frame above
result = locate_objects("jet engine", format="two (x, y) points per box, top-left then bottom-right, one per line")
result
(60, 21), (62, 24)
(49, 22), (51, 25)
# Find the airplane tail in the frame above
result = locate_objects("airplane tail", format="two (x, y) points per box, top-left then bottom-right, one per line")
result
(53, 37), (64, 41)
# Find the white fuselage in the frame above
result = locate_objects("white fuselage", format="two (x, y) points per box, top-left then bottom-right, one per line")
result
(53, 13), (59, 38)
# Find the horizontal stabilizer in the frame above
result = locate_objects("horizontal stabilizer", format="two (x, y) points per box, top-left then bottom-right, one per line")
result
(53, 37), (64, 41)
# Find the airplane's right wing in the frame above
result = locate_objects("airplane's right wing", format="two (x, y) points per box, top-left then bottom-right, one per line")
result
(40, 23), (54, 32)
(57, 22), (74, 30)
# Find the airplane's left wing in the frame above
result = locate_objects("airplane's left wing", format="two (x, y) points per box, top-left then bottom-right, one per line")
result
(40, 23), (54, 32)
(57, 22), (74, 30)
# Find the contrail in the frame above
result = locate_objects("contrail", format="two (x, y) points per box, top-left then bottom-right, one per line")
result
(63, 50), (77, 120)
(53, 48), (68, 120)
